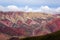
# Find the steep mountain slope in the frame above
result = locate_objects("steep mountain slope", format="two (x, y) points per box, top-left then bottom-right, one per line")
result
(0, 11), (60, 38)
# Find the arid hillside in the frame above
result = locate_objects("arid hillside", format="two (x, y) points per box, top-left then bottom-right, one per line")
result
(0, 11), (60, 40)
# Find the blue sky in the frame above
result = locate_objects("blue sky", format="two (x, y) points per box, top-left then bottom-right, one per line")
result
(0, 0), (60, 13)
(0, 0), (60, 8)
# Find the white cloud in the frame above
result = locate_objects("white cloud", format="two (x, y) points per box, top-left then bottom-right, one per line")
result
(0, 5), (60, 14)
(55, 7), (60, 12)
(7, 5), (20, 11)
(38, 6), (54, 13)
(0, 6), (5, 11)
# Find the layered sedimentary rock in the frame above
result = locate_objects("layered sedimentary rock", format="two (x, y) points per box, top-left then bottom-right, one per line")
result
(0, 11), (60, 37)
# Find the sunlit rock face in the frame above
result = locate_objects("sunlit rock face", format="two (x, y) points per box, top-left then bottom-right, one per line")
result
(0, 11), (60, 37)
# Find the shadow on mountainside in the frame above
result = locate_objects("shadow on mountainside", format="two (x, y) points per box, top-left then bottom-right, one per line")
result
(21, 30), (60, 40)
